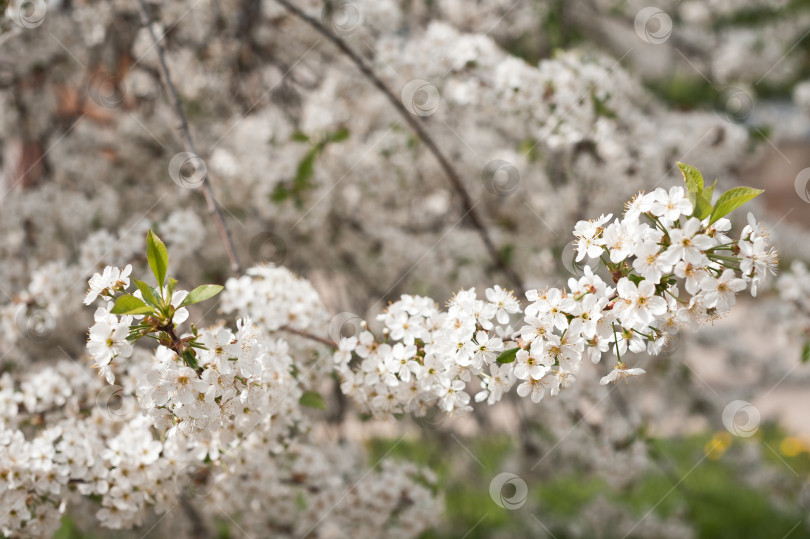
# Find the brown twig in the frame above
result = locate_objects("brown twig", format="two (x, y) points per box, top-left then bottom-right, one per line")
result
(160, 322), (204, 376)
(281, 325), (337, 348)
(273, 0), (526, 297)
(135, 0), (243, 275)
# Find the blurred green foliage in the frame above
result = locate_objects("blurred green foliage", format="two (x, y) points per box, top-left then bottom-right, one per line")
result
(53, 424), (810, 538)
(367, 425), (810, 539)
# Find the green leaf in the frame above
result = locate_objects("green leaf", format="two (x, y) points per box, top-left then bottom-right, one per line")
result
(179, 284), (224, 307)
(182, 350), (199, 370)
(802, 341), (810, 364)
(677, 162), (704, 194)
(693, 193), (712, 220)
(270, 184), (290, 204)
(627, 273), (644, 285)
(146, 230), (169, 287)
(294, 149), (318, 193)
(328, 127), (350, 143)
(709, 186), (764, 224)
(299, 391), (326, 410)
(274, 130), (349, 207)
(166, 278), (178, 299)
(591, 92), (617, 119)
(291, 131), (310, 143)
(496, 347), (520, 364)
(692, 179), (718, 220)
(134, 280), (161, 309)
(704, 179), (717, 200)
(110, 294), (155, 316)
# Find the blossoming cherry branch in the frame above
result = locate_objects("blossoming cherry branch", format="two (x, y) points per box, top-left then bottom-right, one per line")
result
(86, 230), (223, 383)
(329, 163), (777, 417)
(84, 164), (777, 425)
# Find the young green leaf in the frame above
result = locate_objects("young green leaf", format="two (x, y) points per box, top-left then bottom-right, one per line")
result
(496, 347), (520, 364)
(291, 131), (310, 143)
(146, 230), (169, 287)
(709, 186), (764, 224)
(802, 341), (810, 364)
(627, 273), (644, 285)
(110, 295), (155, 316)
(693, 192), (712, 220)
(703, 179), (717, 200)
(166, 278), (178, 299)
(182, 350), (199, 370)
(328, 126), (350, 143)
(692, 178), (718, 220)
(677, 162), (704, 194)
(299, 391), (326, 410)
(133, 280), (161, 309)
(294, 149), (318, 193)
(178, 284), (224, 307)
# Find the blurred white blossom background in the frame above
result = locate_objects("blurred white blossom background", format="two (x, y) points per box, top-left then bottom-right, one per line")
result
(1, 0), (810, 537)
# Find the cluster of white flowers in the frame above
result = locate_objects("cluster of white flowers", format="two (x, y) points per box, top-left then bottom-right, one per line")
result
(334, 287), (519, 417)
(137, 320), (302, 447)
(0, 427), (69, 537)
(209, 438), (439, 538)
(333, 184), (778, 416)
(82, 262), (310, 449)
(0, 363), (440, 537)
(75, 417), (190, 530)
(220, 266), (330, 332)
(0, 268), (442, 537)
(0, 361), (103, 537)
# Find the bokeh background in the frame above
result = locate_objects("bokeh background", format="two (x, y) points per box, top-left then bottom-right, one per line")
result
(2, 0), (810, 537)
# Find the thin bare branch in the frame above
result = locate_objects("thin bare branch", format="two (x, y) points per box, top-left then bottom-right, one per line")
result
(281, 325), (337, 348)
(135, 0), (243, 275)
(273, 0), (526, 297)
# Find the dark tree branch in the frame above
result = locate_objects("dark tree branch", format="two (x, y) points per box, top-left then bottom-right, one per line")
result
(135, 0), (243, 276)
(273, 0), (526, 297)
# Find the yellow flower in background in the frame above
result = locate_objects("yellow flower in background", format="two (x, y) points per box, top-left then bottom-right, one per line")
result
(780, 436), (804, 458)
(706, 431), (733, 460)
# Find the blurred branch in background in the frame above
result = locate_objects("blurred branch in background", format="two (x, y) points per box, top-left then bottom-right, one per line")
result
(135, 0), (243, 275)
